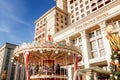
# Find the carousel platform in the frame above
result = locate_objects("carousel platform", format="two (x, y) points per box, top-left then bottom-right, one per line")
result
(31, 75), (68, 80)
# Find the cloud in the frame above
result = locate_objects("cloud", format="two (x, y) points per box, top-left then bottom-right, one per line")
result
(0, 0), (34, 45)
(0, 24), (11, 33)
(0, 0), (31, 27)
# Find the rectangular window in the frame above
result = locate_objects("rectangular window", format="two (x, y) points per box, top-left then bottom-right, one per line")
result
(85, 1), (88, 4)
(76, 17), (79, 20)
(81, 14), (85, 18)
(71, 6), (73, 9)
(70, 0), (73, 4)
(87, 11), (90, 15)
(75, 7), (78, 11)
(89, 29), (105, 59)
(76, 12), (79, 16)
(80, 4), (83, 7)
(72, 19), (75, 23)
(86, 6), (89, 9)
(81, 9), (84, 12)
(75, 3), (78, 6)
(71, 10), (74, 13)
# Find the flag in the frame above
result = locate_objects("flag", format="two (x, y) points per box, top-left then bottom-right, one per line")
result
(24, 51), (30, 80)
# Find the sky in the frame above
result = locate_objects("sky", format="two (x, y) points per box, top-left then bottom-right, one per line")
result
(0, 0), (56, 46)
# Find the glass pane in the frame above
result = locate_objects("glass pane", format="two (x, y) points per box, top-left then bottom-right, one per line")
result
(100, 49), (105, 57)
(79, 45), (82, 50)
(113, 22), (117, 29)
(90, 41), (97, 50)
(79, 37), (82, 42)
(92, 51), (98, 58)
(98, 38), (103, 49)
(89, 32), (95, 38)
(96, 29), (101, 36)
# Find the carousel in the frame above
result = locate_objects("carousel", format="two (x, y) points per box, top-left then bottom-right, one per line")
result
(13, 34), (82, 80)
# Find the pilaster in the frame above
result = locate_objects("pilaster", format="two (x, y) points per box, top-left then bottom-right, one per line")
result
(79, 30), (90, 68)
(99, 21), (112, 67)
(80, 30), (91, 80)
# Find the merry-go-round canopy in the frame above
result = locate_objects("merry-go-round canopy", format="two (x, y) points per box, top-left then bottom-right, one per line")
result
(13, 35), (82, 66)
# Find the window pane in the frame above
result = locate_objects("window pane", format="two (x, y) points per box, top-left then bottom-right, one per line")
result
(79, 45), (82, 50)
(90, 41), (97, 50)
(100, 49), (105, 57)
(96, 29), (101, 36)
(79, 37), (82, 42)
(89, 32), (95, 38)
(92, 51), (98, 58)
(98, 38), (103, 49)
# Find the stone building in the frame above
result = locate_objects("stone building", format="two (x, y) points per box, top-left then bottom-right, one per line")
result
(34, 0), (120, 80)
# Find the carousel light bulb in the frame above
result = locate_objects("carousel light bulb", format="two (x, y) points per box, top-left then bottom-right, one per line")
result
(14, 62), (16, 65)
(55, 50), (58, 54)
(78, 54), (81, 57)
(11, 57), (14, 60)
(68, 52), (71, 55)
(16, 54), (19, 57)
(20, 64), (22, 67)
(11, 60), (13, 63)
(114, 59), (119, 64)
(40, 50), (43, 53)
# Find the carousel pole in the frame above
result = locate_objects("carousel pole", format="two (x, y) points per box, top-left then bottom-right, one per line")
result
(24, 51), (30, 80)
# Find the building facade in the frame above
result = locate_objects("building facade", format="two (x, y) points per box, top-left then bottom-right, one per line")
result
(0, 43), (26, 80)
(0, 43), (17, 80)
(34, 0), (120, 80)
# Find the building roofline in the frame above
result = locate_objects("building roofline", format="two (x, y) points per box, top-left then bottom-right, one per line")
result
(0, 42), (18, 49)
(34, 6), (68, 24)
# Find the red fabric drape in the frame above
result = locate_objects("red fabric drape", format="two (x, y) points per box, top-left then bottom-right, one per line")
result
(74, 54), (78, 71)
(24, 51), (30, 80)
(74, 54), (78, 80)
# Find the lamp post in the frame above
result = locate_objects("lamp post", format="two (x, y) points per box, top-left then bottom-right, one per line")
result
(106, 24), (120, 80)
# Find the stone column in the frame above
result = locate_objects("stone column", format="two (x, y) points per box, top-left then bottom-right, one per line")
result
(80, 30), (90, 80)
(80, 30), (90, 68)
(99, 21), (112, 67)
